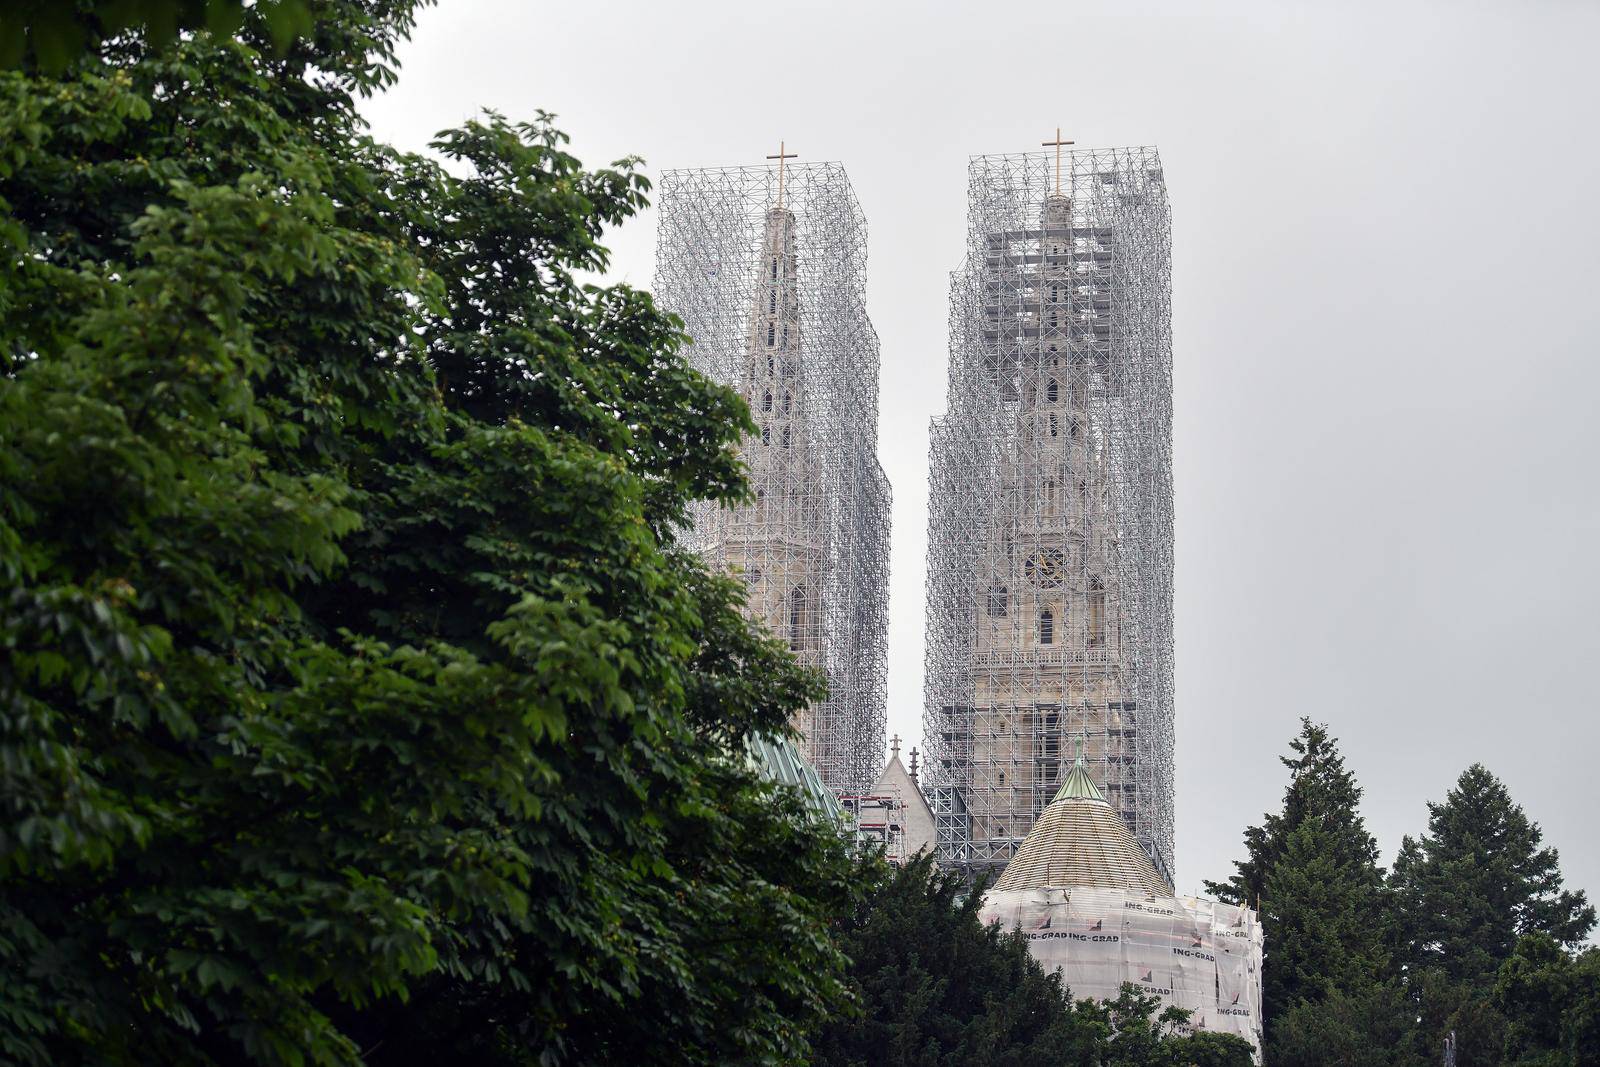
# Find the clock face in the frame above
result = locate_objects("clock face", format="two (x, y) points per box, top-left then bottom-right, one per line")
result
(1024, 547), (1066, 589)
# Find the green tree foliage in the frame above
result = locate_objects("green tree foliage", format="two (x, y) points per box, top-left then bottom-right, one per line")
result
(0, 3), (858, 1063)
(1206, 719), (1390, 1046)
(1267, 980), (1429, 1067)
(1391, 764), (1595, 985)
(811, 856), (1254, 1067)
(1387, 764), (1596, 1067)
(1494, 934), (1600, 1067)
(0, 0), (314, 73)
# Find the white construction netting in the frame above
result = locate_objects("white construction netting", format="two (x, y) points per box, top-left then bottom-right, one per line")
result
(980, 886), (1262, 1057)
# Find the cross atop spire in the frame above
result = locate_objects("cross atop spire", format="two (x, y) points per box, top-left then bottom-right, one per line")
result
(766, 140), (798, 209)
(1041, 127), (1075, 196)
(889, 733), (901, 757)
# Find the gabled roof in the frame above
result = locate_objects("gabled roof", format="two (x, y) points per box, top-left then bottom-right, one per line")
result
(869, 748), (937, 857)
(991, 745), (1171, 895)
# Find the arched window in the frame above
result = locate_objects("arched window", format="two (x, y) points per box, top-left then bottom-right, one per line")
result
(762, 390), (772, 412)
(1049, 413), (1059, 437)
(1046, 378), (1059, 403)
(1069, 416), (1080, 439)
(767, 354), (775, 374)
(766, 323), (775, 347)
(1088, 578), (1105, 648)
(780, 426), (790, 449)
(789, 585), (806, 651)
(1039, 609), (1054, 645)
(986, 584), (1008, 618)
(781, 325), (789, 346)
(770, 258), (777, 281)
(761, 425), (770, 445)
(769, 290), (776, 314)
(782, 392), (792, 414)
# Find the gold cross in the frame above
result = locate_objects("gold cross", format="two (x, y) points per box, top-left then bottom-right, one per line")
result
(1041, 127), (1074, 196)
(766, 140), (798, 209)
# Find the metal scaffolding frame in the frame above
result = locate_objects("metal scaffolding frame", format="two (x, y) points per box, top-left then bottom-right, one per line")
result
(654, 161), (891, 796)
(923, 147), (1175, 883)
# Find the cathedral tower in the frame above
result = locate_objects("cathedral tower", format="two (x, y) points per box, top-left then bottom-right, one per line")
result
(924, 145), (1174, 882)
(653, 155), (891, 795)
(721, 204), (827, 740)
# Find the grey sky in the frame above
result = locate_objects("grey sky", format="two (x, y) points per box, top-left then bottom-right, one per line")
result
(362, 0), (1600, 901)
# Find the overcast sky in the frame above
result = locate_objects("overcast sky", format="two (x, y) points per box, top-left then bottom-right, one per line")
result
(362, 0), (1600, 901)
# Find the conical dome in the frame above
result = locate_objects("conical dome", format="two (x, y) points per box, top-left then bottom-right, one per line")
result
(991, 744), (1171, 895)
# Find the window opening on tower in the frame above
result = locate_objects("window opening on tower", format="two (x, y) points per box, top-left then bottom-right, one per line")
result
(789, 585), (805, 651)
(1088, 577), (1106, 648)
(1039, 609), (1054, 645)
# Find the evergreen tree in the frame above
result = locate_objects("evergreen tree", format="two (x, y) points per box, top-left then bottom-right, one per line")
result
(1387, 765), (1596, 1067)
(1494, 934), (1600, 1066)
(1206, 719), (1389, 1044)
(1391, 764), (1595, 987)
(0, 4), (858, 1063)
(1268, 980), (1429, 1067)
(812, 856), (1105, 1067)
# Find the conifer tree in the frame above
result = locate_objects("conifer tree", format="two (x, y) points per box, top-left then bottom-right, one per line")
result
(1390, 763), (1595, 986)
(1387, 764), (1596, 1066)
(1206, 719), (1389, 1043)
(1494, 933), (1600, 1066)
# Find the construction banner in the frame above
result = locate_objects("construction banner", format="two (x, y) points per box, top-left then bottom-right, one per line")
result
(980, 886), (1263, 1059)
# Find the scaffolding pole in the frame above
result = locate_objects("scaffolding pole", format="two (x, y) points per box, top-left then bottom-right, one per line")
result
(923, 147), (1175, 883)
(654, 161), (892, 796)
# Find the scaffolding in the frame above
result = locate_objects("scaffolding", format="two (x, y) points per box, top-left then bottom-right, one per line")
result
(654, 161), (891, 796)
(923, 147), (1175, 883)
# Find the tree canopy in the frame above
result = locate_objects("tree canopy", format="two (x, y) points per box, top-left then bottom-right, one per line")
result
(0, 3), (856, 1063)
(1391, 763), (1595, 985)
(1205, 718), (1390, 1049)
(1385, 763), (1597, 1067)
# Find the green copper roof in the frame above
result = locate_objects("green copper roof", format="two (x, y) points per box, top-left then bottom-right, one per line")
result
(747, 733), (844, 821)
(1053, 737), (1106, 803)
